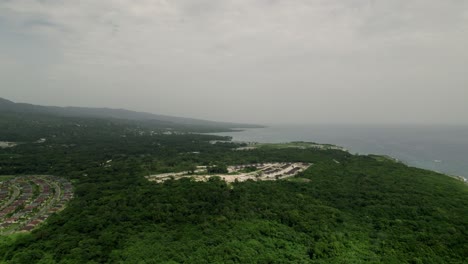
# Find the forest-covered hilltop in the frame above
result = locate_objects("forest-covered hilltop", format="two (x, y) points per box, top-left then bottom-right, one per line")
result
(0, 97), (262, 134)
(0, 112), (467, 263)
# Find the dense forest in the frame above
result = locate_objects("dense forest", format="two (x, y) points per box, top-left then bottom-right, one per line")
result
(0, 113), (467, 263)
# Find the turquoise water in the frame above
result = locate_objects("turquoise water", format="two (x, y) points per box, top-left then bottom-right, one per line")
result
(211, 124), (468, 180)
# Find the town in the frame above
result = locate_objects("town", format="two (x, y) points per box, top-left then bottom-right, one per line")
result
(146, 162), (312, 183)
(0, 175), (73, 234)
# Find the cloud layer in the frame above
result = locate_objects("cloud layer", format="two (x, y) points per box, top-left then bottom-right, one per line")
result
(1, 0), (467, 124)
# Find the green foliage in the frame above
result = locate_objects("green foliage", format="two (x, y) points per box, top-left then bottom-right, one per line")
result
(240, 166), (258, 173)
(207, 163), (228, 174)
(0, 114), (467, 263)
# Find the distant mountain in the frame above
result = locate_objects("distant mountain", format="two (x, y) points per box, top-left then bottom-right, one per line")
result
(0, 97), (262, 130)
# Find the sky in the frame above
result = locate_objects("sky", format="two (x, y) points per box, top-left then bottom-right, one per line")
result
(1, 0), (467, 125)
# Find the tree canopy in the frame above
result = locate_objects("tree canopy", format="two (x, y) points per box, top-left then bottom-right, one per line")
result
(0, 114), (467, 263)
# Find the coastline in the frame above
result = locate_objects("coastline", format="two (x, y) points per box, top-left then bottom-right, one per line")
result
(207, 125), (468, 181)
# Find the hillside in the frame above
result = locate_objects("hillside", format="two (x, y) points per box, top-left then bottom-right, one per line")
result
(0, 97), (262, 131)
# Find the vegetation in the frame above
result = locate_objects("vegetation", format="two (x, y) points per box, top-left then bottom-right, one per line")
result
(240, 166), (258, 173)
(0, 176), (14, 182)
(0, 113), (467, 263)
(0, 97), (262, 135)
(207, 164), (229, 174)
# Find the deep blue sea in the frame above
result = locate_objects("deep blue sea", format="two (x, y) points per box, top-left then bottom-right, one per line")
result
(211, 124), (468, 180)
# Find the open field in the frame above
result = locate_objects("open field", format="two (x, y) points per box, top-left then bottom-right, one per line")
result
(146, 162), (311, 183)
(0, 175), (73, 234)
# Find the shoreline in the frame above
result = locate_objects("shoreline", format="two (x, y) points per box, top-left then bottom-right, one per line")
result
(206, 125), (468, 182)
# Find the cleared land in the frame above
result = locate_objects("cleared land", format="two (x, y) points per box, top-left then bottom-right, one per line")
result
(146, 162), (311, 183)
(0, 141), (17, 149)
(0, 175), (73, 234)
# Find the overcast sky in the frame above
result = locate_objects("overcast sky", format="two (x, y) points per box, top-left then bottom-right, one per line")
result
(1, 0), (467, 124)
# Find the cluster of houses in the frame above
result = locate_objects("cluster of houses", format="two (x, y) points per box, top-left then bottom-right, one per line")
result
(0, 188), (8, 203)
(231, 162), (311, 179)
(230, 162), (306, 173)
(147, 162), (312, 183)
(0, 179), (32, 220)
(0, 175), (73, 234)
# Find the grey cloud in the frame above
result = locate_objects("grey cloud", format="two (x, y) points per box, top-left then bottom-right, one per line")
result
(0, 0), (467, 124)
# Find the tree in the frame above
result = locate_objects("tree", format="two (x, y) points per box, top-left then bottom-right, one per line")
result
(207, 163), (228, 174)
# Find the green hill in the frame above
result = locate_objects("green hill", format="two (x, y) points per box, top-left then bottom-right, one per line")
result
(0, 97), (262, 132)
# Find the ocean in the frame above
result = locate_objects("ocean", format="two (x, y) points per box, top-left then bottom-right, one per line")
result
(211, 124), (468, 180)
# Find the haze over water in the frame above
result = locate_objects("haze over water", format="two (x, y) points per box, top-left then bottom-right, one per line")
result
(212, 124), (468, 180)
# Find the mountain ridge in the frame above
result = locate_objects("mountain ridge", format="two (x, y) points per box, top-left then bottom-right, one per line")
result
(0, 97), (262, 130)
